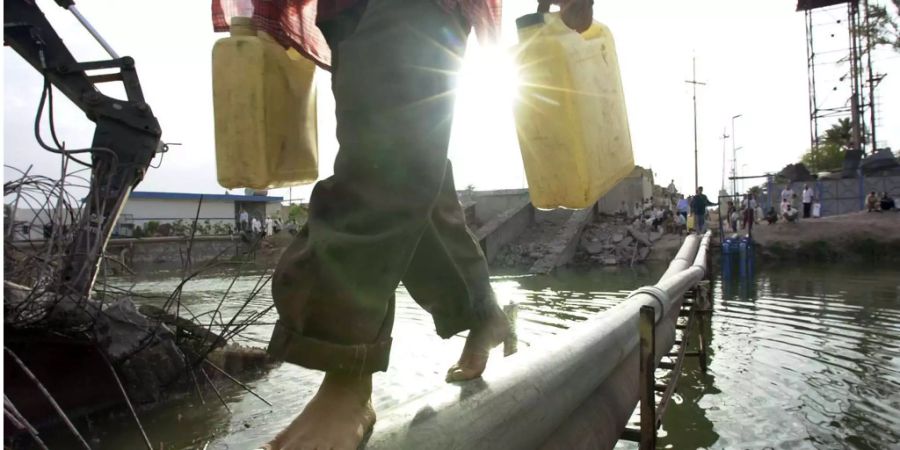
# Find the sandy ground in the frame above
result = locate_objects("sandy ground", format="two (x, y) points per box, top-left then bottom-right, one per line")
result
(751, 211), (900, 247)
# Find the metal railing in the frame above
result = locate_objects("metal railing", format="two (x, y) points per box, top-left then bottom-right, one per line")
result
(365, 231), (713, 450)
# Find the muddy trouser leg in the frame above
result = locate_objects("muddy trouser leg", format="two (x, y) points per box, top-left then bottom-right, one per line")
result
(267, 0), (493, 374)
(401, 162), (496, 339)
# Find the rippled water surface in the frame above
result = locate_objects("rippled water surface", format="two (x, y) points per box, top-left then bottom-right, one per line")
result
(40, 264), (899, 449)
(657, 264), (900, 450)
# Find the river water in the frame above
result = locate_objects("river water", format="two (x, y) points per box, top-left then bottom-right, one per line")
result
(40, 263), (899, 449)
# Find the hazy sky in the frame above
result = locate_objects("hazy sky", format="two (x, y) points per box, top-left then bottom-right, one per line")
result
(4, 0), (899, 203)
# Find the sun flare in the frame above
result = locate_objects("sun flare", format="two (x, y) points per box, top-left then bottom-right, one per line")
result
(449, 41), (526, 190)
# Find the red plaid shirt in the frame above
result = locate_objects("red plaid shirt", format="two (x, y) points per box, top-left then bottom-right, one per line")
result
(212, 0), (503, 70)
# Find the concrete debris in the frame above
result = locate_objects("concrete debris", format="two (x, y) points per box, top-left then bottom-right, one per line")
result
(491, 210), (680, 270)
(4, 284), (277, 416)
(627, 226), (652, 247)
(639, 247), (651, 261)
(572, 215), (674, 267)
(582, 238), (606, 255)
(493, 211), (576, 269)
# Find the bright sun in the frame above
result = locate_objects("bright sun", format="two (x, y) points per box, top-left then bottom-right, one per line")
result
(449, 40), (526, 190)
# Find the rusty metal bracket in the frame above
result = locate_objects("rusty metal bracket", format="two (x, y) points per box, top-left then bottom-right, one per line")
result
(621, 283), (713, 447)
(638, 305), (657, 450)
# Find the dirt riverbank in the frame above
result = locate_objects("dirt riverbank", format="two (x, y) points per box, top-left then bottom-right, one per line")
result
(751, 211), (900, 263)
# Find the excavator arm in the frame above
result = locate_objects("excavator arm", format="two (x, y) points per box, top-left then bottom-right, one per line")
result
(4, 0), (162, 298)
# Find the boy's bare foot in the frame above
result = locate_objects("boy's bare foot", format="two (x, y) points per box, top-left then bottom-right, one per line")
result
(445, 307), (511, 382)
(264, 373), (375, 450)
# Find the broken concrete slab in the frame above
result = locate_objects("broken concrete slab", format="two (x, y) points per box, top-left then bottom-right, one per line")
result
(582, 239), (606, 254)
(474, 196), (533, 264)
(530, 208), (594, 274)
(639, 247), (651, 261)
(627, 226), (652, 247)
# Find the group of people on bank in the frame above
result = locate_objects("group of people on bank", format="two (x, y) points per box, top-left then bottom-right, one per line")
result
(238, 208), (300, 239)
(621, 179), (893, 238)
(620, 184), (720, 235)
(866, 191), (896, 212)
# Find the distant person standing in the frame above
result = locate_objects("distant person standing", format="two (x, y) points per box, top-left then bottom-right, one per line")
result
(726, 200), (738, 232)
(251, 216), (262, 236)
(741, 194), (757, 234)
(266, 216), (275, 236)
(676, 196), (689, 220)
(239, 208), (249, 232)
(802, 184), (814, 218)
(781, 184), (794, 205)
(691, 187), (717, 233)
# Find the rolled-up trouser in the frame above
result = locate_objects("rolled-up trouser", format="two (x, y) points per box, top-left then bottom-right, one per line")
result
(267, 0), (498, 375)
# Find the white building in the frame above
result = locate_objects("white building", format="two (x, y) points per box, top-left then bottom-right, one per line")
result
(4, 205), (73, 241)
(115, 191), (282, 237)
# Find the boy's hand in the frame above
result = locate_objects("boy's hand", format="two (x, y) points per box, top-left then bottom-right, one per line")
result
(538, 0), (594, 33)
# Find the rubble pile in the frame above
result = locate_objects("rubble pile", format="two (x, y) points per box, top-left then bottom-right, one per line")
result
(574, 216), (664, 266)
(493, 219), (566, 268)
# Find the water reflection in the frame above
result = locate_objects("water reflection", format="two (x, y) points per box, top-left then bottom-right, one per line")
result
(40, 266), (660, 449)
(35, 263), (900, 449)
(657, 263), (900, 450)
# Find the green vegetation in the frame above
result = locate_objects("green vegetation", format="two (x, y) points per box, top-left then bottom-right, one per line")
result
(800, 118), (852, 173)
(863, 1), (900, 52)
(288, 203), (309, 224)
(798, 3), (899, 173)
(132, 219), (234, 238)
(146, 221), (160, 236)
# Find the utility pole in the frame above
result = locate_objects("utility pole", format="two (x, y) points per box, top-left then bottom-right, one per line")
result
(685, 57), (706, 193)
(731, 114), (742, 196)
(848, 1), (863, 153)
(720, 128), (730, 192)
(862, 0), (880, 154)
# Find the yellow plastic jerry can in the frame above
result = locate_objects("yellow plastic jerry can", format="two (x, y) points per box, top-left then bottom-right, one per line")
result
(212, 17), (318, 190)
(513, 13), (634, 209)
